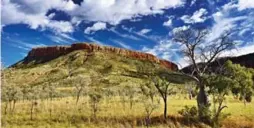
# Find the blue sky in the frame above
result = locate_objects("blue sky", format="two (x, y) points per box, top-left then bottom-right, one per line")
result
(1, 0), (254, 67)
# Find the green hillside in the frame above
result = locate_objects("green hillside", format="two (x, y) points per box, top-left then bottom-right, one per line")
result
(3, 49), (186, 96)
(2, 47), (254, 128)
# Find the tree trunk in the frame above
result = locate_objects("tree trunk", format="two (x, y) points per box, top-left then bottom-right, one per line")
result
(4, 102), (8, 115)
(76, 95), (79, 105)
(163, 97), (167, 119)
(30, 101), (34, 120)
(12, 100), (16, 113)
(197, 84), (210, 122)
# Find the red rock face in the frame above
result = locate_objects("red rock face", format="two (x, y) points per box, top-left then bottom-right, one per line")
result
(26, 43), (178, 71)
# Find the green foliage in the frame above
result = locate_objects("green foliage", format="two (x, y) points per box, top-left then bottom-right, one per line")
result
(140, 81), (157, 102)
(178, 106), (198, 123)
(225, 61), (253, 104)
(89, 90), (103, 119)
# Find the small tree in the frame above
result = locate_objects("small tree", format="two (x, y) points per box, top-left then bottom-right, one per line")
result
(27, 86), (40, 120)
(206, 74), (234, 127)
(141, 96), (159, 128)
(89, 91), (103, 119)
(124, 85), (137, 109)
(21, 85), (29, 102)
(118, 88), (127, 108)
(2, 85), (22, 114)
(103, 88), (114, 104)
(225, 61), (253, 106)
(152, 76), (175, 119)
(66, 75), (91, 105)
(140, 81), (157, 103)
(140, 82), (159, 128)
(43, 82), (58, 118)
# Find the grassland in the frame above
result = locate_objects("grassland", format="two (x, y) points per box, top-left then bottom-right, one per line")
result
(2, 94), (254, 128)
(2, 50), (254, 128)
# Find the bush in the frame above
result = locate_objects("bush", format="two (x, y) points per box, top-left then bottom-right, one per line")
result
(245, 93), (252, 102)
(178, 106), (198, 123)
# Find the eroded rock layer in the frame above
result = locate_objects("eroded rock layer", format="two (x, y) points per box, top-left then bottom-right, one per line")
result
(26, 43), (178, 70)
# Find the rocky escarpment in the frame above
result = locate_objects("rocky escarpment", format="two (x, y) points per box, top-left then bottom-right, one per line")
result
(24, 43), (178, 70)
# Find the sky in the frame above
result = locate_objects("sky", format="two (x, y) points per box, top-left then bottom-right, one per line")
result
(1, 0), (254, 68)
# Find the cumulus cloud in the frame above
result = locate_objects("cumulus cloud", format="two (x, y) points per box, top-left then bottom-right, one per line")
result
(84, 22), (107, 34)
(172, 25), (190, 33)
(1, 0), (184, 33)
(68, 0), (184, 25)
(181, 8), (208, 24)
(1, 0), (76, 33)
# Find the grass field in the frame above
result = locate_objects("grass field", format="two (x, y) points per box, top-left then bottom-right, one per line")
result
(2, 95), (254, 128)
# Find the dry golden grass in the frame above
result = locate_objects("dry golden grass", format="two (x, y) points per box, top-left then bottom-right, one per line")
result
(1, 95), (254, 128)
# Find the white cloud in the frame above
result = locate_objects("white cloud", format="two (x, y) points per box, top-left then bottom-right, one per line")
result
(68, 0), (184, 25)
(84, 22), (107, 34)
(110, 29), (141, 41)
(112, 40), (132, 49)
(172, 25), (190, 33)
(181, 8), (208, 24)
(48, 13), (56, 19)
(208, 7), (247, 42)
(239, 28), (251, 36)
(1, 0), (184, 33)
(47, 35), (71, 44)
(142, 39), (179, 61)
(139, 29), (152, 34)
(221, 43), (254, 57)
(163, 16), (174, 27)
(1, 0), (76, 33)
(238, 0), (254, 10)
(190, 0), (197, 6)
(46, 21), (74, 33)
(87, 37), (105, 45)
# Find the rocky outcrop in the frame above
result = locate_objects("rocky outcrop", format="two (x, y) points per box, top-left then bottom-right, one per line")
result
(26, 43), (178, 70)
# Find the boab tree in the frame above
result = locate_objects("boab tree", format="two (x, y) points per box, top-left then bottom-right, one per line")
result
(173, 28), (235, 121)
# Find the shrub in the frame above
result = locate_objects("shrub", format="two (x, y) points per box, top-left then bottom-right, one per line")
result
(178, 106), (198, 123)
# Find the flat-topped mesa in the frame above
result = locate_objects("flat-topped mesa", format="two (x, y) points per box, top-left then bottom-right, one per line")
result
(26, 43), (178, 70)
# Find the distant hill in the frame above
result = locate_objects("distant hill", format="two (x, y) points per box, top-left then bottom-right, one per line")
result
(181, 53), (254, 74)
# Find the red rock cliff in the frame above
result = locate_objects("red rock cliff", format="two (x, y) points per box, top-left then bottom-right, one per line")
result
(26, 43), (178, 70)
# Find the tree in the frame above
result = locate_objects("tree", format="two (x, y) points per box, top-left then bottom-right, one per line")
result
(140, 95), (159, 128)
(140, 82), (159, 128)
(173, 28), (235, 120)
(225, 61), (253, 106)
(140, 81), (157, 103)
(43, 82), (58, 118)
(103, 88), (114, 104)
(1, 68), (21, 114)
(1, 84), (22, 114)
(89, 91), (103, 119)
(27, 86), (40, 120)
(21, 85), (30, 102)
(152, 76), (175, 119)
(206, 74), (234, 127)
(124, 85), (137, 109)
(66, 75), (91, 105)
